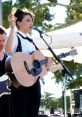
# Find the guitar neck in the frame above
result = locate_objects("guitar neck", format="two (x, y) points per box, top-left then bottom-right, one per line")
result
(40, 49), (77, 65)
(58, 52), (70, 59)
(40, 58), (48, 66)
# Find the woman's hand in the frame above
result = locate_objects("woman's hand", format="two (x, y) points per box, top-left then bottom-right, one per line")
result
(45, 57), (54, 71)
(8, 14), (16, 29)
(10, 16), (16, 29)
(45, 57), (63, 72)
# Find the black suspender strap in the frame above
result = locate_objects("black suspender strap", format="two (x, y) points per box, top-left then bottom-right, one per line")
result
(16, 35), (22, 52)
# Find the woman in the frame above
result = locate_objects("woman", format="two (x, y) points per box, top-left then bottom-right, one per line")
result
(0, 26), (7, 76)
(5, 8), (54, 117)
(0, 26), (11, 117)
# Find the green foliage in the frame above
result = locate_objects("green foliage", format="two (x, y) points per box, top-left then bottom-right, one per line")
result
(63, 61), (82, 89)
(2, 1), (12, 28)
(2, 0), (56, 29)
(14, 0), (54, 28)
(41, 92), (70, 110)
(41, 92), (56, 108)
(33, 6), (54, 27)
(53, 60), (82, 89)
(67, 77), (82, 89)
(14, 0), (33, 8)
(47, 0), (57, 3)
(66, 0), (82, 23)
(3, 0), (82, 30)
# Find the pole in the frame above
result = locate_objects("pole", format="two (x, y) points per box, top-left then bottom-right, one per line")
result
(0, 0), (2, 25)
(63, 75), (67, 117)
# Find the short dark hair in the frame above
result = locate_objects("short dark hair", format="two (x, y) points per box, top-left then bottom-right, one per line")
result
(0, 26), (6, 35)
(14, 8), (34, 29)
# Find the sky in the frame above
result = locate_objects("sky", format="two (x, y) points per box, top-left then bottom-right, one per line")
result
(1, 0), (71, 98)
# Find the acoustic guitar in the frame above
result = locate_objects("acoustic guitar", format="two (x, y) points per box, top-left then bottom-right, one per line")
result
(5, 49), (77, 89)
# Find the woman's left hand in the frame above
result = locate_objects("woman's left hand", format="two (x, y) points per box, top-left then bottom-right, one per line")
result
(45, 57), (54, 71)
(45, 57), (63, 72)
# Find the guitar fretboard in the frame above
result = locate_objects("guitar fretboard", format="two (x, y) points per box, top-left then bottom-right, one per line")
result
(58, 52), (70, 59)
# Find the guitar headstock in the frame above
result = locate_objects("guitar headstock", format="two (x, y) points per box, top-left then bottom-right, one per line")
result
(69, 49), (78, 56)
(57, 49), (78, 59)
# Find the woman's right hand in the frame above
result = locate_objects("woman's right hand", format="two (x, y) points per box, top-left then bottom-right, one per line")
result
(5, 15), (17, 55)
(10, 16), (16, 29)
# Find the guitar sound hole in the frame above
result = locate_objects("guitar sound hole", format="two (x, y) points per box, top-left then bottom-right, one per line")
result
(33, 60), (41, 69)
(31, 60), (42, 76)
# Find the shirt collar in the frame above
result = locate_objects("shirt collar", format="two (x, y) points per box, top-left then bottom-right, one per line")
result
(17, 31), (27, 38)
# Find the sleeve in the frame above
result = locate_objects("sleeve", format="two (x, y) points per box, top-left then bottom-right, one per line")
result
(6, 28), (11, 37)
(12, 34), (18, 54)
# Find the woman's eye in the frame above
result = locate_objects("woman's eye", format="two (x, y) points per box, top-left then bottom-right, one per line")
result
(27, 19), (30, 22)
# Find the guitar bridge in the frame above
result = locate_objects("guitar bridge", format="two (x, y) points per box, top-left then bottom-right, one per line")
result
(24, 61), (31, 74)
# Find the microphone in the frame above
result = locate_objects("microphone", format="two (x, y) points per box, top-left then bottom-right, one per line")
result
(32, 26), (44, 34)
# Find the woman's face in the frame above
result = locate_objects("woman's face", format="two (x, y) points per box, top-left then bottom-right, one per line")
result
(18, 14), (33, 34)
(0, 34), (6, 51)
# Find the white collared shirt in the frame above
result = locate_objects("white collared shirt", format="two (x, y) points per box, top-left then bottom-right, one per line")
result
(12, 31), (36, 54)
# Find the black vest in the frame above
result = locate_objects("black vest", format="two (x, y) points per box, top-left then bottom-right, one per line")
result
(16, 36), (22, 52)
(0, 53), (8, 76)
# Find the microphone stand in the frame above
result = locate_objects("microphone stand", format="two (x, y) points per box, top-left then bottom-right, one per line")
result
(39, 33), (74, 117)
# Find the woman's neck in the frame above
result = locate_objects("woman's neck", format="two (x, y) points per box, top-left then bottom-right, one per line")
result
(19, 29), (28, 35)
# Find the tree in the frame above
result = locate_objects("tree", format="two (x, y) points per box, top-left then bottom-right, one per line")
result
(3, 0), (82, 29)
(40, 92), (70, 111)
(13, 0), (58, 31)
(53, 60), (82, 89)
(65, 0), (82, 24)
(2, 1), (12, 28)
(2, 0), (57, 29)
(41, 92), (56, 108)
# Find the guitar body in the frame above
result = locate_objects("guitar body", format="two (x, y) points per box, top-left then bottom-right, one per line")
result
(5, 50), (47, 88)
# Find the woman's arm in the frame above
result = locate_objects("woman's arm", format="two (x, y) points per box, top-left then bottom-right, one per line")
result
(5, 16), (16, 55)
(5, 28), (15, 55)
